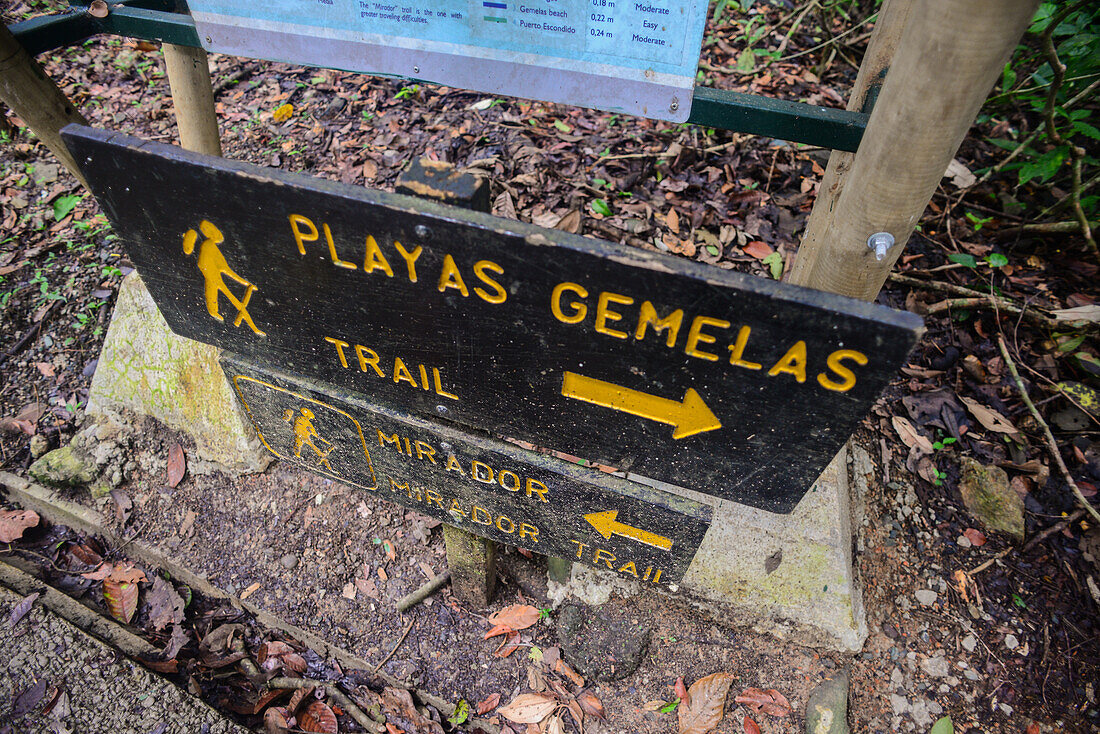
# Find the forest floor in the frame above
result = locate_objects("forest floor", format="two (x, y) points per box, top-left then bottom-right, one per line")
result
(1, 1), (1098, 733)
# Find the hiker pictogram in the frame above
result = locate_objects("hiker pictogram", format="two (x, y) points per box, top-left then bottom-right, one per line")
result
(282, 407), (335, 473)
(182, 220), (265, 336)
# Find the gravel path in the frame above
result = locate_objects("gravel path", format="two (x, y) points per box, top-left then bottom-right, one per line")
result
(0, 585), (248, 734)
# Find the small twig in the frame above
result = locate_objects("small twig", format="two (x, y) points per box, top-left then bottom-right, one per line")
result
(969, 509), (1087, 576)
(993, 220), (1099, 240)
(997, 335), (1100, 524)
(372, 618), (415, 675)
(597, 139), (739, 163)
(395, 570), (451, 613)
(888, 274), (1063, 330)
(1040, 0), (1097, 257)
(267, 677), (385, 733)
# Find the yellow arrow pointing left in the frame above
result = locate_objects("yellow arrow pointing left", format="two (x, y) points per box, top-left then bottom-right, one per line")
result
(584, 510), (673, 551)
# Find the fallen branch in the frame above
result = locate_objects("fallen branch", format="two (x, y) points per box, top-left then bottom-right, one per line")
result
(372, 618), (415, 675)
(888, 274), (1060, 330)
(267, 677), (386, 733)
(997, 335), (1100, 524)
(993, 220), (1099, 240)
(395, 570), (451, 613)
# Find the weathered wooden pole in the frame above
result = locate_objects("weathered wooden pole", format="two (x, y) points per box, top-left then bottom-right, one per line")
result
(788, 0), (1039, 300)
(0, 23), (89, 187)
(788, 0), (914, 287)
(162, 43), (222, 156)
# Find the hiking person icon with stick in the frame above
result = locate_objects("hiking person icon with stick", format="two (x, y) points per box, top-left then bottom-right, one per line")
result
(182, 220), (265, 336)
(282, 407), (335, 473)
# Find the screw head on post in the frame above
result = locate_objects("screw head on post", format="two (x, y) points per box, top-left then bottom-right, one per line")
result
(867, 231), (895, 262)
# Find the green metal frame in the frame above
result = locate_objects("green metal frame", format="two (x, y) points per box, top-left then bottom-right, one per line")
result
(8, 1), (868, 152)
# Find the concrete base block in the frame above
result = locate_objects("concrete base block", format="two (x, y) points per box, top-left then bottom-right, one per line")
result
(549, 445), (865, 652)
(87, 273), (270, 474)
(678, 444), (865, 651)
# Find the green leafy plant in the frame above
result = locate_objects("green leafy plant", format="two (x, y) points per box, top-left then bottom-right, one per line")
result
(590, 199), (612, 216)
(52, 193), (83, 221)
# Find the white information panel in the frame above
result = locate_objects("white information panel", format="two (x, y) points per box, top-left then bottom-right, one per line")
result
(189, 0), (709, 121)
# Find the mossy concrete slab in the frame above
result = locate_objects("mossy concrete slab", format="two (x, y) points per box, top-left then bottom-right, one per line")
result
(550, 445), (865, 651)
(678, 444), (865, 651)
(87, 273), (270, 474)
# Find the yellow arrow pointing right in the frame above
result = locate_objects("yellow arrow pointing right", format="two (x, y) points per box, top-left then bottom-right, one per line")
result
(561, 372), (721, 439)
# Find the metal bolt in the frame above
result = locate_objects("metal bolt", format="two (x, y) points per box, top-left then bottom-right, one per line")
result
(436, 405), (447, 414)
(669, 100), (679, 112)
(413, 66), (420, 74)
(415, 224), (431, 239)
(867, 231), (895, 262)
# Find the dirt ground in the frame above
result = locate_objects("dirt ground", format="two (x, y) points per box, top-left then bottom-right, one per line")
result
(3, 1), (1099, 732)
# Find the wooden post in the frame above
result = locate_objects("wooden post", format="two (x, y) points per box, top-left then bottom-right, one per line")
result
(163, 43), (222, 157)
(787, 0), (914, 289)
(396, 158), (500, 608)
(0, 23), (89, 187)
(787, 0), (1038, 300)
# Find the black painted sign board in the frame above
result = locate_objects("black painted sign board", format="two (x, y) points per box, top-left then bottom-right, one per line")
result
(66, 125), (923, 513)
(221, 352), (712, 586)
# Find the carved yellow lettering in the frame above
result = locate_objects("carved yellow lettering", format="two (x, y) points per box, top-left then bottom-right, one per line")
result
(377, 430), (401, 449)
(570, 540), (588, 558)
(389, 478), (409, 494)
(635, 301), (683, 348)
(355, 345), (384, 377)
(727, 325), (763, 370)
(685, 315), (731, 361)
(325, 336), (350, 368)
(418, 364), (430, 390)
(394, 241), (421, 282)
(525, 479), (549, 503)
(414, 441), (437, 463)
(363, 235), (394, 277)
(393, 357), (418, 387)
(289, 214), (318, 255)
(437, 254), (469, 296)
(817, 349), (868, 393)
(445, 455), (467, 476)
(551, 282), (588, 324)
(322, 223), (356, 269)
(768, 341), (808, 383)
(593, 548), (616, 569)
(595, 291), (634, 339)
(651, 569), (662, 583)
(498, 470), (520, 492)
(617, 561), (639, 577)
(425, 489), (444, 509)
(473, 260), (507, 304)
(519, 523), (539, 544)
(449, 499), (466, 518)
(433, 368), (459, 401)
(471, 506), (493, 525)
(496, 515), (516, 534)
(472, 461), (495, 484)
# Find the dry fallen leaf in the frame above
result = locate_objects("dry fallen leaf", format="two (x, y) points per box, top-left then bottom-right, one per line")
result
(167, 442), (186, 487)
(299, 700), (339, 733)
(963, 528), (987, 546)
(891, 415), (934, 454)
(475, 693), (500, 716)
(577, 691), (605, 720)
(743, 715), (762, 734)
(497, 693), (557, 724)
(742, 240), (773, 259)
(734, 688), (792, 717)
(104, 579), (139, 623)
(87, 0), (108, 17)
(7, 592), (40, 627)
(0, 509), (40, 543)
(272, 103), (294, 122)
(959, 396), (1019, 436)
(488, 604), (541, 632)
(678, 672), (734, 734)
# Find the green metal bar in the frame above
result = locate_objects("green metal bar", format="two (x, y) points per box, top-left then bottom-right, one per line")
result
(689, 86), (867, 152)
(9, 3), (199, 54)
(10, 7), (866, 151)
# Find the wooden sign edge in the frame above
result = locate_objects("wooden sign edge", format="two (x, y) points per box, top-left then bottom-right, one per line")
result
(62, 124), (925, 337)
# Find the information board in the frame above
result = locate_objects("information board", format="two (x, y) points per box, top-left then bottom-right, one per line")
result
(187, 0), (709, 121)
(66, 125), (923, 513)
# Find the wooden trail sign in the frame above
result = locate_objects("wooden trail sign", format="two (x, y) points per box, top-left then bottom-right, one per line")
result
(65, 125), (923, 513)
(223, 353), (712, 586)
